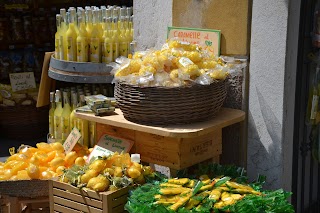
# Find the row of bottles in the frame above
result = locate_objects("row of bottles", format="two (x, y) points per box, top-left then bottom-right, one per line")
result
(48, 84), (113, 147)
(54, 5), (134, 63)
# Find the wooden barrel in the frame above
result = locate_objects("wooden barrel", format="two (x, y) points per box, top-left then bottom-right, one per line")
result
(48, 56), (114, 83)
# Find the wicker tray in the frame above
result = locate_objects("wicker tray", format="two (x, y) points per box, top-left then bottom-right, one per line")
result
(114, 80), (227, 125)
(0, 180), (49, 198)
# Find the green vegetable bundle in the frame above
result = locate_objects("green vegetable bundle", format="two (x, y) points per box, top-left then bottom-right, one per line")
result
(125, 163), (294, 213)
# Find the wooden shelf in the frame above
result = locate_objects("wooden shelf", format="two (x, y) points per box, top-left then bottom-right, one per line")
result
(75, 108), (245, 138)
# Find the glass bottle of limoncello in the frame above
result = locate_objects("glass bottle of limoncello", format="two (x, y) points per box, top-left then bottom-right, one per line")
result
(102, 17), (113, 63)
(119, 16), (128, 57)
(112, 17), (119, 60)
(66, 8), (77, 61)
(69, 92), (78, 131)
(61, 91), (71, 142)
(90, 10), (102, 62)
(54, 90), (63, 142)
(86, 8), (93, 41)
(77, 16), (88, 62)
(60, 9), (68, 60)
(49, 92), (55, 137)
(55, 14), (61, 59)
(77, 95), (89, 146)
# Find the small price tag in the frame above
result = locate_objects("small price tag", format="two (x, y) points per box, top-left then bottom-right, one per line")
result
(9, 72), (36, 92)
(63, 127), (82, 154)
(87, 145), (114, 163)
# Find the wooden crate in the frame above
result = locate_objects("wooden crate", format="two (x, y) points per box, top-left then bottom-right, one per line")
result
(49, 180), (129, 213)
(97, 123), (222, 170)
(0, 195), (49, 213)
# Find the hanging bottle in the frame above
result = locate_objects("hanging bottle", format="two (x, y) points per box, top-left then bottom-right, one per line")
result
(306, 66), (320, 125)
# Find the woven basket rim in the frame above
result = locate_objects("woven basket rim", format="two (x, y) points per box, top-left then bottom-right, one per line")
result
(116, 79), (224, 89)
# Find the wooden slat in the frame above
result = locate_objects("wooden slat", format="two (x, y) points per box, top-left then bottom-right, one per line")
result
(110, 194), (128, 208)
(30, 202), (49, 209)
(75, 108), (245, 138)
(49, 180), (54, 213)
(53, 188), (102, 209)
(52, 181), (102, 200)
(54, 204), (83, 213)
(112, 204), (126, 213)
(135, 131), (181, 169)
(53, 196), (102, 213)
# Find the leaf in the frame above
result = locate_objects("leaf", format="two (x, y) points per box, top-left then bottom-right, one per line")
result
(192, 181), (204, 196)
(214, 177), (231, 188)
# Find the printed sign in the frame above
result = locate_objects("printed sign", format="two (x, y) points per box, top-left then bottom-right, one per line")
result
(167, 26), (221, 56)
(9, 72), (36, 92)
(87, 134), (134, 163)
(87, 145), (114, 163)
(63, 127), (82, 153)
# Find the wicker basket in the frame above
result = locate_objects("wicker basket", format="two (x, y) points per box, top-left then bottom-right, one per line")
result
(114, 80), (227, 125)
(0, 180), (49, 198)
(0, 105), (48, 140)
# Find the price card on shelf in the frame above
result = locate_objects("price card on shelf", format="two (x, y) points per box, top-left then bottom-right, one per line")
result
(9, 72), (36, 92)
(63, 127), (82, 154)
(87, 134), (134, 163)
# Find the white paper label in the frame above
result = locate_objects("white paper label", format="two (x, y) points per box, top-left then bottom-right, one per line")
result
(63, 127), (82, 154)
(87, 145), (113, 163)
(9, 72), (36, 92)
(179, 57), (194, 67)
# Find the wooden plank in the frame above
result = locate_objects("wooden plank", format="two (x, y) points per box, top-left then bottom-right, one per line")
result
(96, 124), (135, 142)
(37, 52), (54, 108)
(135, 131), (181, 169)
(31, 202), (49, 209)
(54, 204), (83, 213)
(52, 181), (102, 200)
(53, 196), (102, 213)
(53, 188), (102, 209)
(75, 108), (245, 138)
(49, 180), (54, 213)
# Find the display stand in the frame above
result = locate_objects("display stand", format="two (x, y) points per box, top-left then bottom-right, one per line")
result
(75, 108), (245, 175)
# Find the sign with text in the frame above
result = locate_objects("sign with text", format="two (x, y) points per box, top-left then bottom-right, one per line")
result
(87, 135), (134, 163)
(9, 72), (36, 92)
(167, 26), (221, 56)
(97, 134), (134, 153)
(63, 127), (82, 154)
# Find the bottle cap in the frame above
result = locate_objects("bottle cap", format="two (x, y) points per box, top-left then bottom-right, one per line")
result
(50, 92), (55, 103)
(131, 154), (141, 163)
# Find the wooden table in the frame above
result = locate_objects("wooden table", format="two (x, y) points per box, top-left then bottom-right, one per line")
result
(75, 108), (245, 172)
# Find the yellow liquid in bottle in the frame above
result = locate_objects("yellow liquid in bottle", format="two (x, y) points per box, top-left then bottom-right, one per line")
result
(54, 92), (63, 141)
(89, 121), (96, 148)
(90, 15), (102, 63)
(61, 92), (71, 142)
(55, 15), (61, 60)
(66, 23), (77, 61)
(77, 22), (88, 62)
(49, 104), (55, 136)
